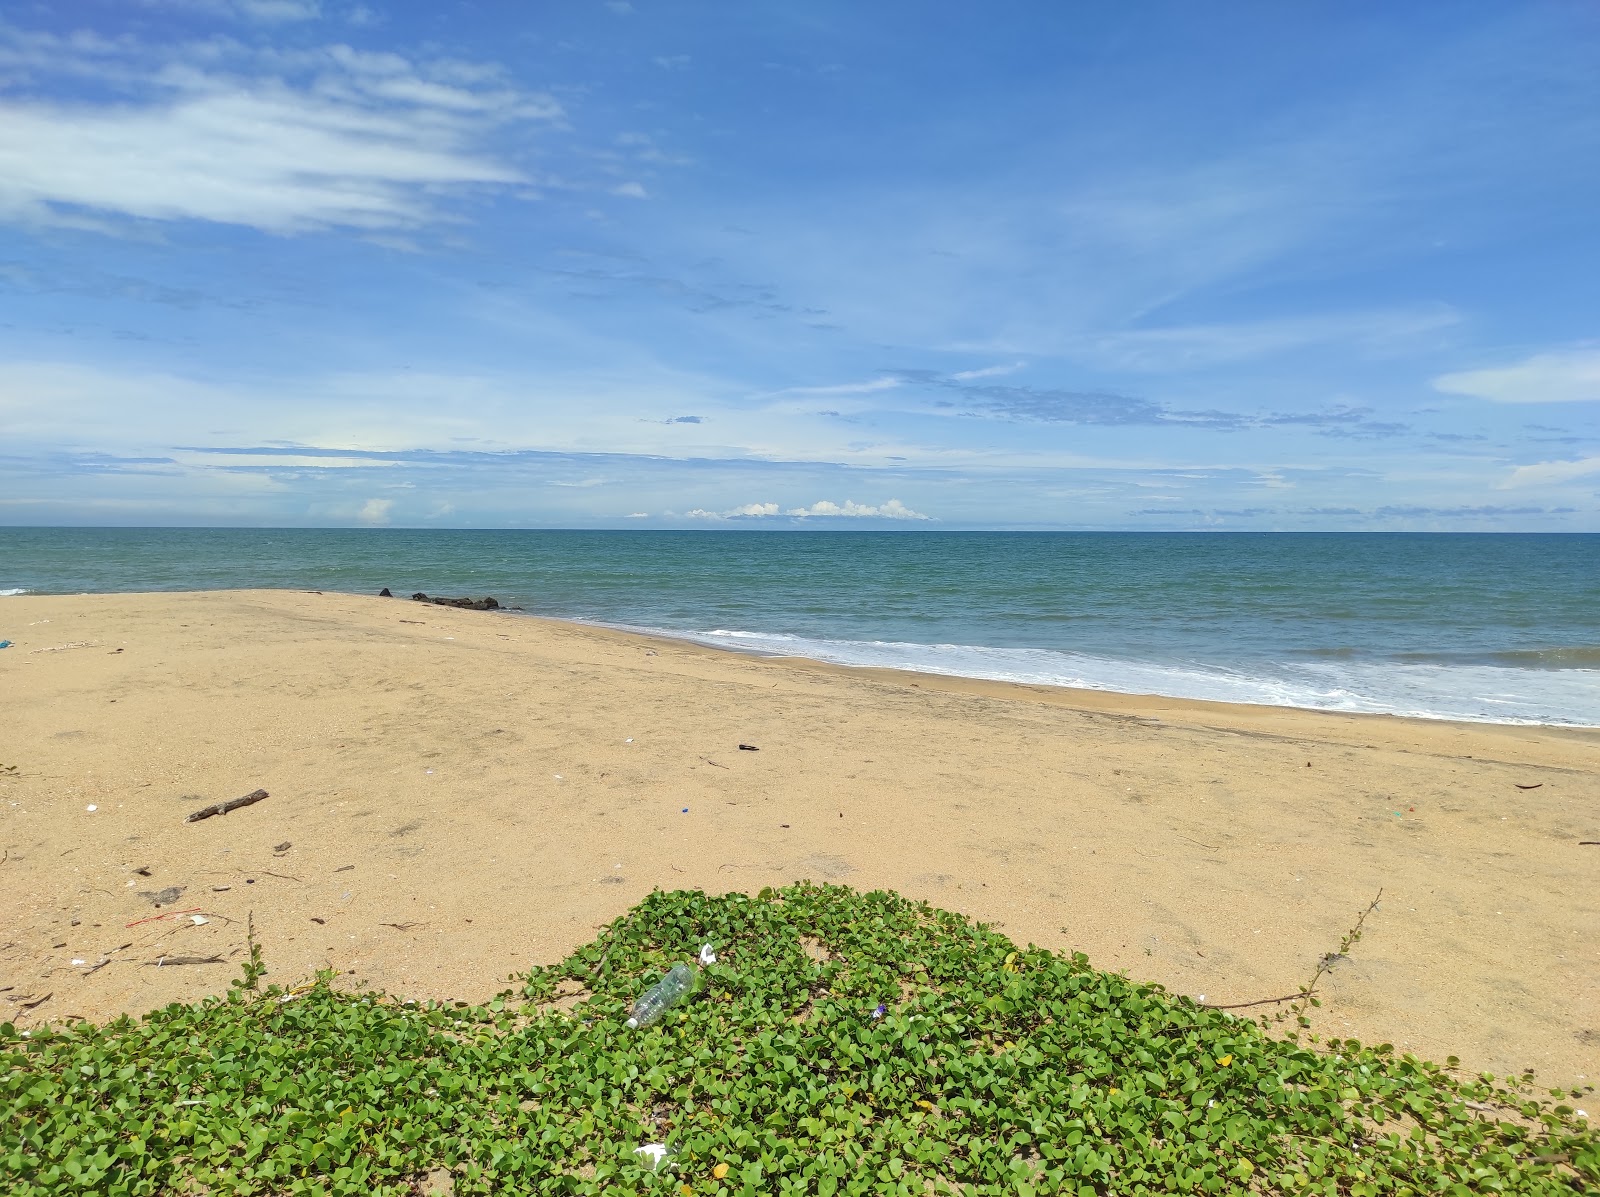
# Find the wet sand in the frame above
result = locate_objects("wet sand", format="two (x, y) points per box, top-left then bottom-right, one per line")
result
(1, 589), (1595, 1088)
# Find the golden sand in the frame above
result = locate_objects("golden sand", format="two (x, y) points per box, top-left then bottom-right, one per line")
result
(1, 589), (1595, 1087)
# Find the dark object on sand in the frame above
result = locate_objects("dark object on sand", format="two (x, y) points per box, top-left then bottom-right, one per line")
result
(1514, 783), (1543, 790)
(738, 744), (760, 751)
(185, 788), (269, 823)
(410, 593), (501, 611)
(273, 841), (291, 853)
(379, 587), (393, 597)
(137, 886), (186, 907)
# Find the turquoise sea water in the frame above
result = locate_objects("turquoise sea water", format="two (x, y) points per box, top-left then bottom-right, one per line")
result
(2, 529), (1597, 726)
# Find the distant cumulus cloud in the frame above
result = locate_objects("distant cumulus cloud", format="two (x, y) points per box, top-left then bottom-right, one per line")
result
(787, 498), (930, 520)
(1433, 348), (1600, 404)
(685, 502), (780, 520)
(1501, 455), (1600, 488)
(684, 498), (930, 521)
(356, 497), (393, 524)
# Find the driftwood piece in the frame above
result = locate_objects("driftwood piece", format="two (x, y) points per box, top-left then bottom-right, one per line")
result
(144, 955), (226, 967)
(185, 789), (269, 824)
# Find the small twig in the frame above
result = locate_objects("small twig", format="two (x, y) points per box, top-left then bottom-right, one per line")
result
(125, 907), (204, 928)
(1201, 889), (1384, 1021)
(261, 870), (303, 883)
(380, 922), (421, 931)
(144, 955), (226, 967)
(1202, 993), (1303, 1011)
(1177, 835), (1221, 850)
(700, 757), (730, 770)
(185, 788), (268, 823)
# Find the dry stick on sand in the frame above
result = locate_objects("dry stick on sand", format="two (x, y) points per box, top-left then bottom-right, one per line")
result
(1202, 888), (1384, 1014)
(185, 788), (268, 823)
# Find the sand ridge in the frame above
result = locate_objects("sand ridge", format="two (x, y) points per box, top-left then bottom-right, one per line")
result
(0, 589), (1595, 1089)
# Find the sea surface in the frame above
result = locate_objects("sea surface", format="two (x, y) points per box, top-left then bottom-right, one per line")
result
(2, 528), (1597, 726)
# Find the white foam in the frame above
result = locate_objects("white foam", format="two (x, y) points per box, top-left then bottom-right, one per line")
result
(0, 588), (27, 596)
(627, 625), (1600, 727)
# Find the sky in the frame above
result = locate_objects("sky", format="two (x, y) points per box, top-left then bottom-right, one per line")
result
(2, 1), (1599, 530)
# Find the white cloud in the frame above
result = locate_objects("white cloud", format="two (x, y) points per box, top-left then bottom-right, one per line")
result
(951, 362), (1025, 381)
(777, 377), (903, 397)
(625, 511), (649, 518)
(0, 31), (560, 234)
(1434, 349), (1600, 405)
(1069, 307), (1460, 373)
(356, 497), (393, 524)
(142, 0), (322, 21)
(1502, 455), (1600, 488)
(787, 498), (930, 520)
(686, 502), (780, 519)
(611, 181), (649, 199)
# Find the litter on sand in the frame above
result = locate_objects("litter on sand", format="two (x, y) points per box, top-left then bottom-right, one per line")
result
(633, 1143), (675, 1172)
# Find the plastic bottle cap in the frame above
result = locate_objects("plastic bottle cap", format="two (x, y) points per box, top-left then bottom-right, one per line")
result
(625, 1017), (639, 1029)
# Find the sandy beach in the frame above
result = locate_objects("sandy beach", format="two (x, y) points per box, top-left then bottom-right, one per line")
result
(0, 589), (1595, 1089)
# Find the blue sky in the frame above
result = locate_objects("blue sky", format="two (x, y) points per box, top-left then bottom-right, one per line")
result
(2, 1), (1598, 530)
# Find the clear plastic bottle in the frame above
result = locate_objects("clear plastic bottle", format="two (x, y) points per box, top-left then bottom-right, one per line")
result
(626, 962), (697, 1028)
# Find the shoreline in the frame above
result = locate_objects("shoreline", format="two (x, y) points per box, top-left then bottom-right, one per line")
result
(13, 582), (1599, 730)
(1, 588), (1597, 1088)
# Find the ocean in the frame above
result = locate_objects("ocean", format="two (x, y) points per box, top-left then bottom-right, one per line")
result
(2, 528), (1596, 727)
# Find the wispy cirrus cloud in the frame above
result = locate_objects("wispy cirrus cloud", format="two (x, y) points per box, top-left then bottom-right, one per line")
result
(140, 0), (323, 21)
(0, 28), (560, 234)
(1501, 455), (1600, 488)
(1434, 347), (1600, 405)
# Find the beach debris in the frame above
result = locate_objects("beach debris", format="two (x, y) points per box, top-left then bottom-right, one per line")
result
(701, 757), (729, 769)
(335, 864), (354, 872)
(626, 962), (699, 1028)
(132, 866), (152, 877)
(273, 841), (291, 853)
(127, 907), (203, 927)
(378, 588), (393, 597)
(145, 955), (226, 967)
(14, 992), (51, 1010)
(184, 788), (269, 823)
(85, 805), (96, 812)
(633, 1142), (675, 1172)
(135, 887), (187, 908)
(0, 640), (10, 649)
(409, 592), (501, 611)
(699, 944), (717, 965)
(1580, 841), (1599, 846)
(681, 807), (689, 813)
(30, 641), (99, 653)
(738, 743), (760, 751)
(1515, 783), (1543, 790)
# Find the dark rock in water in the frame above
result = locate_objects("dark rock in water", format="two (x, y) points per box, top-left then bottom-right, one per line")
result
(409, 592), (500, 611)
(378, 587), (393, 597)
